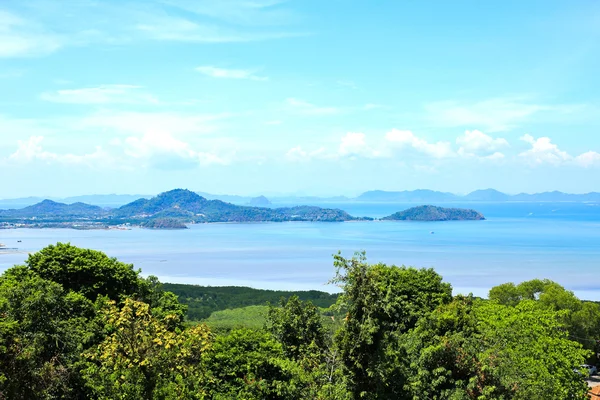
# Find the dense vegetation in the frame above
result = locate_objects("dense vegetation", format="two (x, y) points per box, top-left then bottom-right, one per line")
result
(383, 205), (485, 221)
(163, 283), (339, 320)
(0, 189), (367, 229)
(1, 244), (598, 399)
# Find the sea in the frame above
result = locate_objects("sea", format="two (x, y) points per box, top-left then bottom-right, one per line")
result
(1, 202), (600, 300)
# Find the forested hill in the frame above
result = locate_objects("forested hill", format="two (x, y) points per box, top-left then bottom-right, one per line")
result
(0, 199), (106, 217)
(162, 283), (339, 320)
(383, 205), (485, 221)
(114, 189), (363, 222)
(0, 188), (367, 228)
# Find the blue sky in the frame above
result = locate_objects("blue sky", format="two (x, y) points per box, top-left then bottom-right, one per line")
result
(1, 0), (600, 198)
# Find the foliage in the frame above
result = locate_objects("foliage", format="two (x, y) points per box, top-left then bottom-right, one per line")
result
(0, 269), (94, 399)
(267, 296), (327, 360)
(24, 242), (141, 302)
(140, 218), (188, 229)
(204, 305), (268, 333)
(82, 298), (211, 399)
(489, 279), (600, 363)
(0, 244), (596, 400)
(405, 296), (590, 400)
(163, 283), (339, 321)
(382, 205), (485, 221)
(330, 251), (453, 399)
(204, 328), (303, 399)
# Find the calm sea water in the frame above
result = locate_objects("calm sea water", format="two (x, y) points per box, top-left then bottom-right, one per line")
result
(1, 202), (599, 300)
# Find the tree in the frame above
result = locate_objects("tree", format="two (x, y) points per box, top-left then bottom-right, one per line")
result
(204, 328), (303, 399)
(489, 279), (600, 363)
(0, 267), (94, 399)
(266, 296), (349, 399)
(82, 298), (211, 399)
(24, 243), (187, 327)
(24, 242), (141, 302)
(330, 252), (452, 399)
(266, 296), (327, 360)
(405, 296), (590, 400)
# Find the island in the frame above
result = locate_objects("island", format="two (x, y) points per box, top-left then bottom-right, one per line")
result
(382, 205), (485, 221)
(0, 189), (371, 229)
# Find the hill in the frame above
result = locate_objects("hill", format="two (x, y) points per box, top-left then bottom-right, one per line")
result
(162, 283), (340, 321)
(113, 189), (361, 223)
(383, 205), (485, 221)
(464, 189), (511, 201)
(0, 200), (106, 218)
(247, 195), (272, 207)
(0, 189), (366, 228)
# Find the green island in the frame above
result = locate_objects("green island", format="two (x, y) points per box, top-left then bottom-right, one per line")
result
(0, 189), (490, 230)
(382, 205), (486, 221)
(0, 189), (371, 230)
(0, 243), (597, 399)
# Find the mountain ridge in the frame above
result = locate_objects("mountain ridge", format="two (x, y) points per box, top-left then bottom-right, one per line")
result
(3, 189), (599, 209)
(0, 189), (368, 228)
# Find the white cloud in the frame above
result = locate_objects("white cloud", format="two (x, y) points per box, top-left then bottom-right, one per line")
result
(122, 130), (229, 167)
(80, 111), (226, 136)
(285, 98), (340, 115)
(8, 136), (110, 167)
(0, 10), (63, 58)
(518, 134), (572, 165)
(0, 1), (304, 60)
(285, 146), (326, 162)
(196, 66), (267, 81)
(338, 132), (381, 158)
(5, 132), (229, 170)
(162, 0), (297, 27)
(385, 129), (454, 159)
(574, 151), (600, 168)
(425, 97), (577, 132)
(482, 152), (505, 161)
(456, 129), (509, 158)
(134, 14), (304, 43)
(39, 85), (159, 105)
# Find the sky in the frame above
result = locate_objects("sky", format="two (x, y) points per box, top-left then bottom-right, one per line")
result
(1, 0), (600, 198)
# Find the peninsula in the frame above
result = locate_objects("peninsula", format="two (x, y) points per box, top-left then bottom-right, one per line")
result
(382, 205), (485, 221)
(0, 189), (371, 229)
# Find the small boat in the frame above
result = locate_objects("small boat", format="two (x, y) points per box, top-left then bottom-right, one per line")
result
(17, 240), (22, 243)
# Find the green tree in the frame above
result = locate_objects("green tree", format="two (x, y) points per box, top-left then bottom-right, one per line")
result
(204, 328), (302, 399)
(0, 267), (94, 399)
(24, 243), (187, 327)
(330, 252), (452, 399)
(82, 298), (211, 399)
(405, 296), (590, 400)
(489, 279), (600, 363)
(266, 296), (349, 399)
(267, 295), (327, 360)
(24, 242), (141, 302)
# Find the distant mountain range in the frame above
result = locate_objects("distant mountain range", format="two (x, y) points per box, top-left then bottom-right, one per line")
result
(1, 188), (599, 210)
(355, 189), (600, 203)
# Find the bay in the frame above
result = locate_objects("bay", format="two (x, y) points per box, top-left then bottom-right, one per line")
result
(1, 202), (599, 300)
